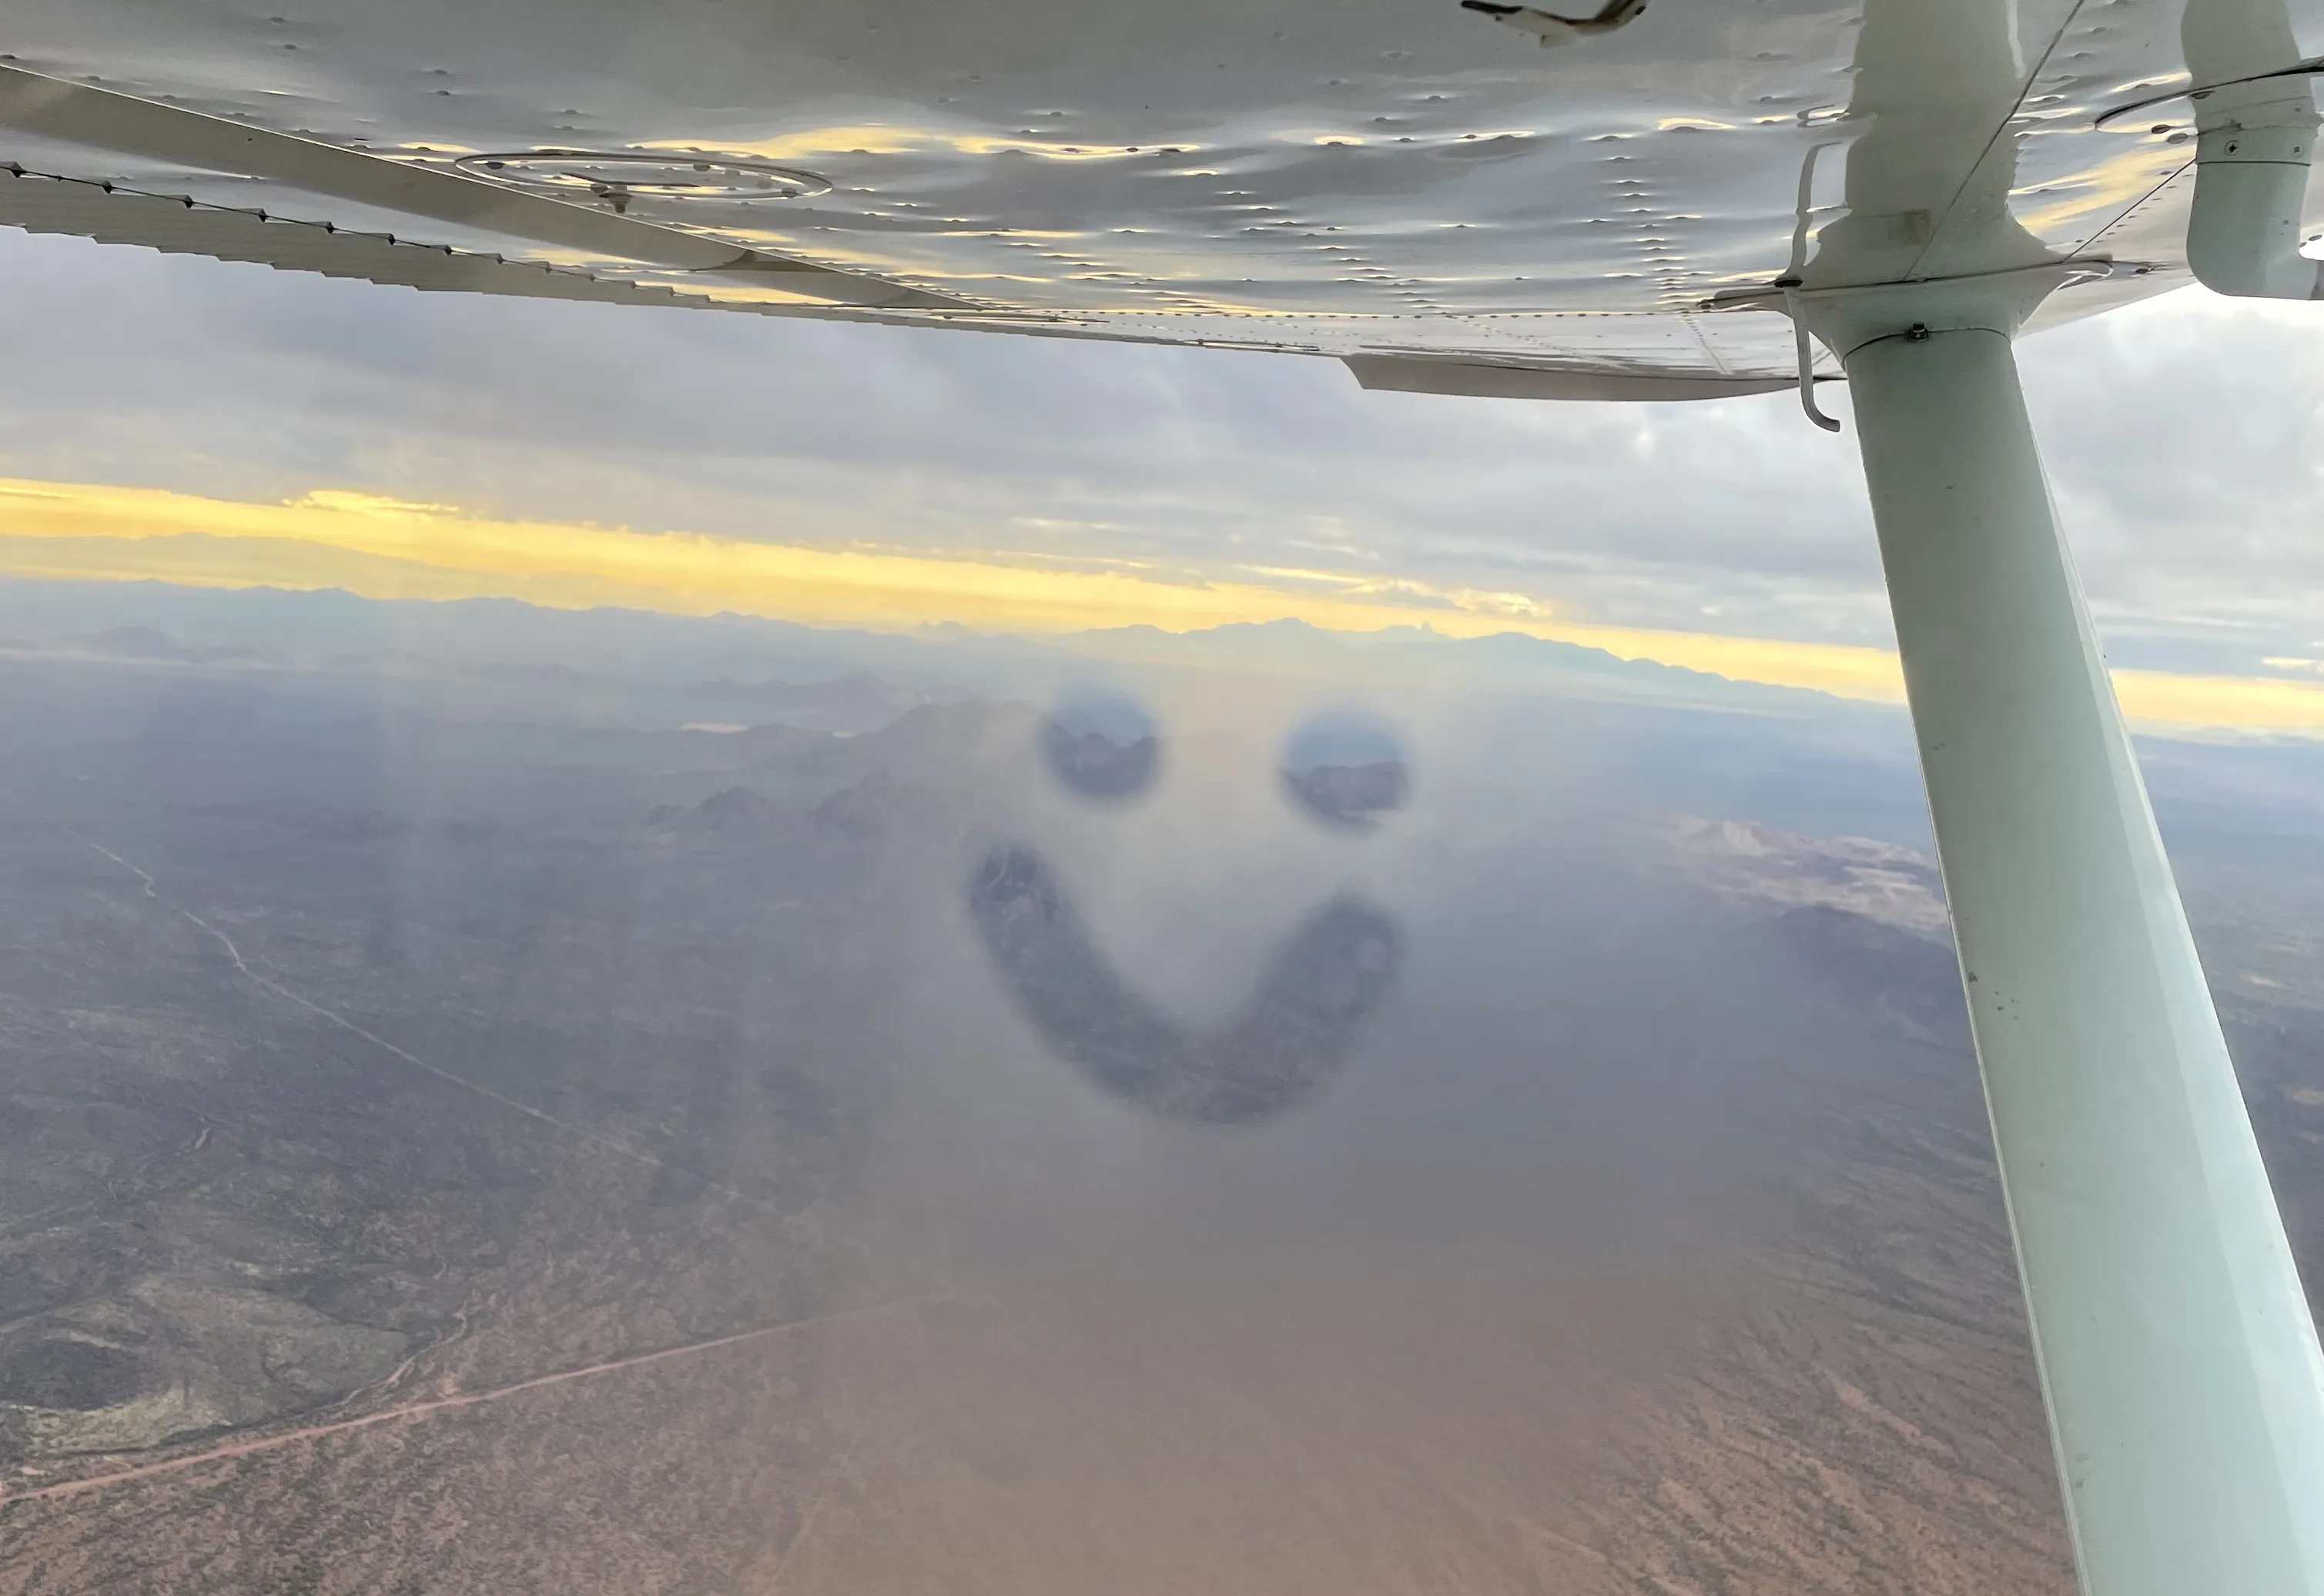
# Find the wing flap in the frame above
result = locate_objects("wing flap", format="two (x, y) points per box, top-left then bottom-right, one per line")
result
(1343, 354), (1795, 403)
(0, 164), (704, 309)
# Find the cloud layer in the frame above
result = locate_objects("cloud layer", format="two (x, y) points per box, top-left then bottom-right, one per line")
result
(0, 224), (2320, 690)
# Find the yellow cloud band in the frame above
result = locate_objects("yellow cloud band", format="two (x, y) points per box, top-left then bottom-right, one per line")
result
(0, 474), (2316, 734)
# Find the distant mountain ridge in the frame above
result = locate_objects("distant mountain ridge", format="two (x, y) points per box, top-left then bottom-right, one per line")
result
(0, 577), (1846, 721)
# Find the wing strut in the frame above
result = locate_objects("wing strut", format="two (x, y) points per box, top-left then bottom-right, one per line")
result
(1800, 279), (2324, 1594)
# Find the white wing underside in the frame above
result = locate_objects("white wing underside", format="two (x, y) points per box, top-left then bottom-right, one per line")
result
(0, 0), (2310, 396)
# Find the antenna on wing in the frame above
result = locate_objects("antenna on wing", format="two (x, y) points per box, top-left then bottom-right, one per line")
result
(1457, 0), (1649, 48)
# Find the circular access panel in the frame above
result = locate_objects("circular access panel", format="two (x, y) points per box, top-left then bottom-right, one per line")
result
(454, 150), (834, 202)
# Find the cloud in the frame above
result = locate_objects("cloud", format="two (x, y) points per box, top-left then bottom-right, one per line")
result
(0, 471), (1908, 697)
(0, 228), (1880, 637)
(0, 223), (2320, 691)
(12, 470), (2324, 731)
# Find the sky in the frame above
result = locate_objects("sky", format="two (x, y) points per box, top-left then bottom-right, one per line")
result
(3, 223), (2324, 728)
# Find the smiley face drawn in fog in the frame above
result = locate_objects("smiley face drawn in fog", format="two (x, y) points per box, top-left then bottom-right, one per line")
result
(966, 696), (1408, 1126)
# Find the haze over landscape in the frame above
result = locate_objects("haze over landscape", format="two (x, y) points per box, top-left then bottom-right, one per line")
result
(0, 222), (2322, 1593)
(0, 582), (2318, 1594)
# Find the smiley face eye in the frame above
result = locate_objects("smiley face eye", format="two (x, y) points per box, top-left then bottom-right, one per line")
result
(1041, 688), (1161, 802)
(1280, 711), (1409, 831)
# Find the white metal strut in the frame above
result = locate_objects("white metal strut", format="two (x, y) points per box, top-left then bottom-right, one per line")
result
(1823, 291), (2324, 1594)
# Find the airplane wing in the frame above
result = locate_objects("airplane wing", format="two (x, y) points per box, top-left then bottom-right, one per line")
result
(0, 0), (2227, 396)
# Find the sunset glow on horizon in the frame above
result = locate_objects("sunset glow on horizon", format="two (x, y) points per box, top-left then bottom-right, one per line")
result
(5, 472), (2321, 735)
